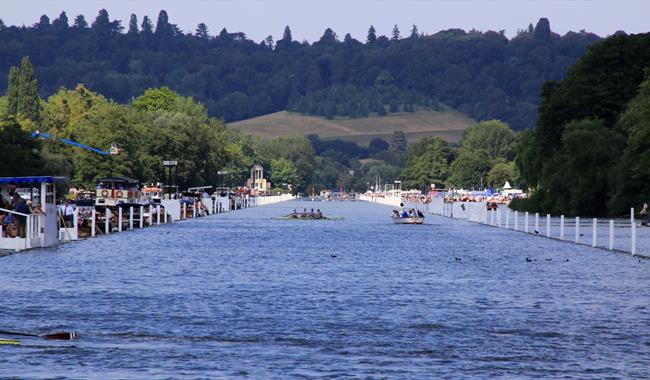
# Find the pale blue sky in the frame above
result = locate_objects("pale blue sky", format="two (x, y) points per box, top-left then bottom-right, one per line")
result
(1, 0), (649, 42)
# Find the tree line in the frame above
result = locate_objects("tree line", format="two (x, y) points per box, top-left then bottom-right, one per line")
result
(0, 56), (520, 194)
(0, 10), (600, 130)
(514, 31), (650, 217)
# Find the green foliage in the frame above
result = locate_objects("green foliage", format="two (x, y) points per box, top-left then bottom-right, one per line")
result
(400, 137), (453, 190)
(460, 120), (517, 162)
(608, 72), (650, 213)
(0, 14), (599, 129)
(6, 57), (40, 123)
(0, 115), (44, 176)
(516, 32), (650, 215)
(270, 158), (300, 187)
(256, 136), (316, 191)
(132, 87), (179, 112)
(448, 149), (490, 189)
(390, 131), (407, 153)
(487, 162), (518, 188)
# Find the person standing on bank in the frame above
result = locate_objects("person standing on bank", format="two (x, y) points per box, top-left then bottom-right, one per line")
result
(61, 201), (75, 226)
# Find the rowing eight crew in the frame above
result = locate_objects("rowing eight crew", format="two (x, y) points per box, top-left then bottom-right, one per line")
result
(289, 208), (323, 219)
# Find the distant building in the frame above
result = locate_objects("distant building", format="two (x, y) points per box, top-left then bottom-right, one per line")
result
(246, 164), (271, 195)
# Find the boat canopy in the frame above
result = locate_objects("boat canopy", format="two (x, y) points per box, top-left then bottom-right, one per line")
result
(0, 176), (65, 184)
(97, 177), (139, 185)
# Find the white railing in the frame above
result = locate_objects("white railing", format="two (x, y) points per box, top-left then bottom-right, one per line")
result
(0, 207), (44, 250)
(405, 200), (645, 257)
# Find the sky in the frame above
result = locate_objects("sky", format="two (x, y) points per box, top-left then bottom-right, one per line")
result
(1, 0), (649, 42)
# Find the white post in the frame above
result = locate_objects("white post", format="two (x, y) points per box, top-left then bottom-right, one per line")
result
(592, 218), (597, 247)
(490, 209), (494, 225)
(73, 208), (79, 234)
(524, 212), (529, 233)
(156, 206), (161, 225)
(139, 206), (144, 229)
(560, 215), (565, 240)
(505, 209), (510, 229)
(164, 207), (168, 223)
(631, 208), (637, 255)
(148, 205), (153, 226)
(546, 214), (551, 237)
(535, 213), (539, 233)
(192, 202), (196, 218)
(575, 217), (580, 243)
(26, 215), (32, 245)
(183, 203), (187, 220)
(129, 206), (134, 230)
(118, 207), (123, 232)
(514, 211), (518, 231)
(609, 220), (614, 250)
(105, 208), (110, 234)
(91, 208), (96, 237)
(497, 207), (501, 227)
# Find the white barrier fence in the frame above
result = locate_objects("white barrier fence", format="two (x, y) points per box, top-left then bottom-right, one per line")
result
(254, 194), (295, 206)
(404, 199), (645, 257)
(42, 193), (294, 252)
(357, 194), (402, 207)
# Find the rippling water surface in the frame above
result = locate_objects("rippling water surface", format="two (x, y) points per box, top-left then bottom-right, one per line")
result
(1, 200), (649, 379)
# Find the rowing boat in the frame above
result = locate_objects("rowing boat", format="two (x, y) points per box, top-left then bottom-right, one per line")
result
(272, 217), (344, 221)
(0, 339), (20, 345)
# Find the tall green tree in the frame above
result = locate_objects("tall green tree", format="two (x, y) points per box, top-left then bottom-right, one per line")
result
(73, 14), (87, 29)
(18, 56), (40, 123)
(6, 57), (40, 123)
(410, 24), (419, 38)
(391, 25), (400, 40)
(195, 23), (209, 39)
(6, 67), (19, 116)
(128, 14), (139, 34)
(367, 24), (377, 44)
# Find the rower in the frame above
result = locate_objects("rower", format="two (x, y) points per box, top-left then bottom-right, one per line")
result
(314, 209), (322, 219)
(400, 203), (408, 218)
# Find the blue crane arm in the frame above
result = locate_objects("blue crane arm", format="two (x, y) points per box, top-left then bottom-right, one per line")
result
(32, 131), (111, 155)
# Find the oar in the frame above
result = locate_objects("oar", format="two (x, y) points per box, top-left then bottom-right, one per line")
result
(0, 329), (77, 340)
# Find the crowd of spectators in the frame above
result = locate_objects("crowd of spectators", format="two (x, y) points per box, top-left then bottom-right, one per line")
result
(0, 190), (46, 238)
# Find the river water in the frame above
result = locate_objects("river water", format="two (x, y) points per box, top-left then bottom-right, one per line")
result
(1, 200), (649, 379)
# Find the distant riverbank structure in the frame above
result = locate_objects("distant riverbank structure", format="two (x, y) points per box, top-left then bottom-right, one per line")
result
(247, 164), (271, 196)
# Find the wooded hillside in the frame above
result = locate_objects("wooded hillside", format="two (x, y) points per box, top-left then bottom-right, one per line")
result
(0, 11), (600, 129)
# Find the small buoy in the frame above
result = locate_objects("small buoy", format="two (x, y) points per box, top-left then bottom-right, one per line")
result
(545, 258), (552, 261)
(455, 257), (461, 261)
(565, 259), (569, 262)
(330, 254), (337, 258)
(526, 257), (532, 262)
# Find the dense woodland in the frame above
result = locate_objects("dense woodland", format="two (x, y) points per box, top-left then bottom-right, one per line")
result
(515, 32), (650, 216)
(0, 10), (601, 130)
(0, 56), (518, 194)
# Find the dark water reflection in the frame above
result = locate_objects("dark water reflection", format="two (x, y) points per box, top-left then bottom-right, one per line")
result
(1, 200), (649, 379)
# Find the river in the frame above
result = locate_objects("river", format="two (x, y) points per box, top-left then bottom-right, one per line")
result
(1, 200), (648, 379)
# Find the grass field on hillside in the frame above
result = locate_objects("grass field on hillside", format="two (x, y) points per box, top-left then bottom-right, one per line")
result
(229, 108), (475, 145)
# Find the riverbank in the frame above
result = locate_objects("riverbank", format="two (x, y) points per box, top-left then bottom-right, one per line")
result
(1, 193), (294, 254)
